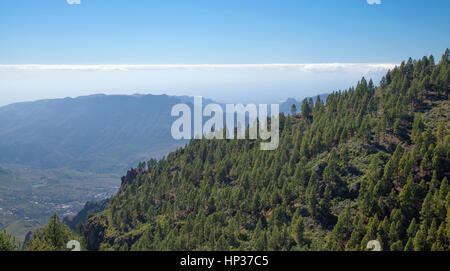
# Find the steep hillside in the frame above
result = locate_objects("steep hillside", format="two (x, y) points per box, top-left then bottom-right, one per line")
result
(80, 51), (449, 251)
(64, 199), (109, 231)
(23, 50), (446, 251)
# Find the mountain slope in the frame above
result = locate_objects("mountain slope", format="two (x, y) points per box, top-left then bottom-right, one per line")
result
(26, 50), (444, 251)
(0, 94), (194, 240)
(0, 90), (316, 241)
(0, 94), (189, 174)
(80, 51), (449, 251)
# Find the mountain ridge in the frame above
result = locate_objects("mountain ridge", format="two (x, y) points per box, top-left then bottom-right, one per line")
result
(71, 50), (449, 251)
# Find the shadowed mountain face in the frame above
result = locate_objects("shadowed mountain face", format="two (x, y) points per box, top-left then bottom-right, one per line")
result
(0, 93), (308, 174)
(0, 94), (189, 174)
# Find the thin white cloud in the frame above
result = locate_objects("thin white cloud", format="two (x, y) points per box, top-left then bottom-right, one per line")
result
(367, 0), (382, 5)
(67, 0), (81, 5)
(0, 63), (397, 73)
(0, 63), (397, 106)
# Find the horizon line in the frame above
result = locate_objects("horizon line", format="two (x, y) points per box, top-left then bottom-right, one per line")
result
(0, 63), (398, 71)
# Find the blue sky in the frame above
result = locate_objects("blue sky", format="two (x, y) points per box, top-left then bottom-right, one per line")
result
(0, 0), (449, 105)
(1, 0), (449, 64)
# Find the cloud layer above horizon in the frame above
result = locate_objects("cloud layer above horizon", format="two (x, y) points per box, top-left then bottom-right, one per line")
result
(0, 63), (396, 106)
(0, 63), (394, 72)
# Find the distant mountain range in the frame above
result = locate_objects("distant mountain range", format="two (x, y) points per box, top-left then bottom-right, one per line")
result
(0, 93), (321, 174)
(0, 94), (189, 174)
